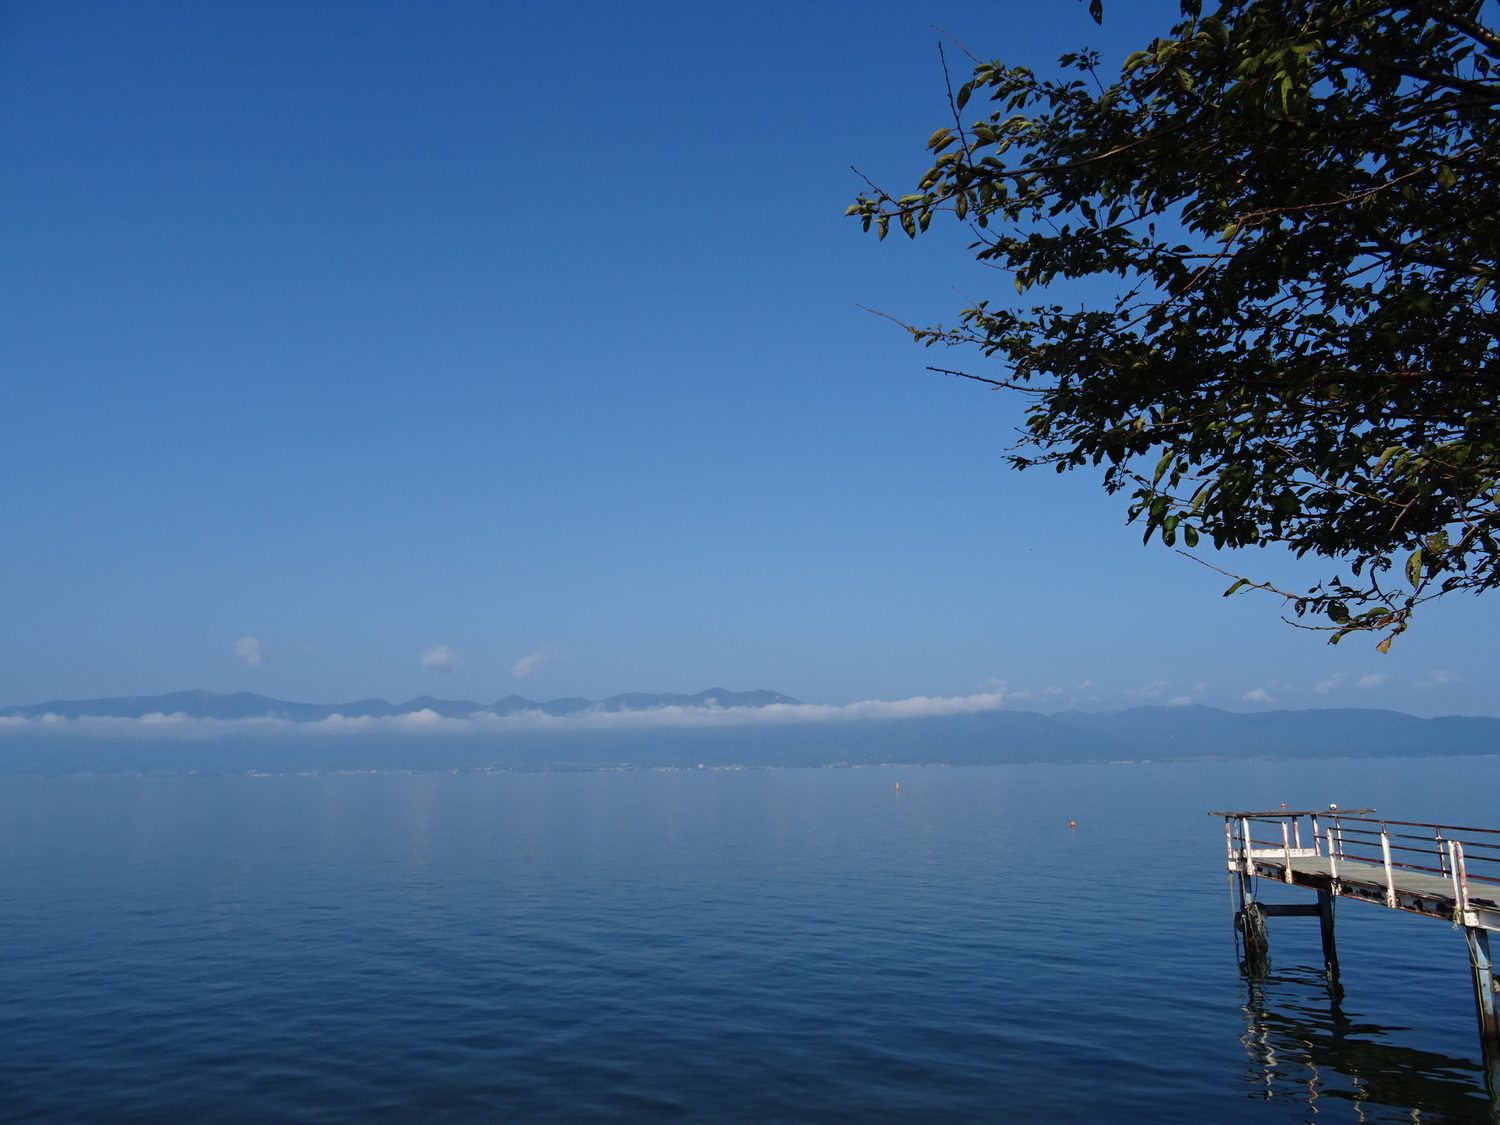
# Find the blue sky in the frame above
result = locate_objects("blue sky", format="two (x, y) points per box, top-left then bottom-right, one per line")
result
(1, 0), (1495, 716)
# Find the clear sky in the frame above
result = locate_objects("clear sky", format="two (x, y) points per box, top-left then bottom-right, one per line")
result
(1, 0), (1495, 717)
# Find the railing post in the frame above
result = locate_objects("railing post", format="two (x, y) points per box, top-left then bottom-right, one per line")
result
(1224, 817), (1242, 940)
(1310, 814), (1322, 858)
(1380, 824), (1397, 908)
(1454, 839), (1472, 921)
(1328, 816), (1340, 882)
(1281, 820), (1294, 883)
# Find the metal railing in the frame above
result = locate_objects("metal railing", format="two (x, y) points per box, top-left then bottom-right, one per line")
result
(1212, 808), (1500, 917)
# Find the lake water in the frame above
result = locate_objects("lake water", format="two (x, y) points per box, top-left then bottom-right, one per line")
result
(1, 756), (1497, 1123)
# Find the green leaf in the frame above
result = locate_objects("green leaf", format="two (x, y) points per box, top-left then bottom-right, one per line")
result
(1151, 450), (1174, 485)
(1405, 549), (1424, 588)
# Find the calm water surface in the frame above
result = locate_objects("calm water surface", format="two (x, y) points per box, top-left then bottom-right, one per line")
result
(1, 756), (1497, 1123)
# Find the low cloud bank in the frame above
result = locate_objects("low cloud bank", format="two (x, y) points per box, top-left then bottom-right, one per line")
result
(0, 692), (1011, 741)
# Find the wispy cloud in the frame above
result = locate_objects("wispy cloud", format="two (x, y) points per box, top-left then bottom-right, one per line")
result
(1242, 688), (1274, 705)
(511, 648), (555, 678)
(1416, 669), (1460, 689)
(0, 691), (1022, 741)
(1313, 676), (1340, 695)
(983, 679), (1085, 707)
(1166, 695), (1193, 707)
(421, 645), (460, 673)
(1358, 673), (1387, 690)
(234, 637), (263, 667)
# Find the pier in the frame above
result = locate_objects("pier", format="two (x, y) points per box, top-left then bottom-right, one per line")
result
(1213, 808), (1500, 1056)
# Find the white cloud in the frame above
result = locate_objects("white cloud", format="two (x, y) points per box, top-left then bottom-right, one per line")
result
(0, 690), (1022, 741)
(234, 637), (263, 667)
(421, 645), (460, 673)
(1416, 669), (1460, 688)
(511, 648), (555, 678)
(1313, 676), (1340, 695)
(1242, 688), (1275, 704)
(1140, 680), (1169, 698)
(983, 679), (1081, 706)
(1166, 695), (1193, 707)
(1358, 673), (1387, 690)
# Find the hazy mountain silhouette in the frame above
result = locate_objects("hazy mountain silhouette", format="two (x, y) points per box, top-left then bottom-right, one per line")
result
(0, 693), (1495, 775)
(0, 687), (802, 722)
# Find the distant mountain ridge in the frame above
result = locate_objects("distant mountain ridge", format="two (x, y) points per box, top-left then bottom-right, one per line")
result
(0, 696), (1496, 776)
(0, 687), (800, 722)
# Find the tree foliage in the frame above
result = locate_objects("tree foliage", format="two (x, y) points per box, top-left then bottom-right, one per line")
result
(849, 0), (1500, 648)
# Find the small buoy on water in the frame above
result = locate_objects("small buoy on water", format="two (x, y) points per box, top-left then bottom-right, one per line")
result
(1069, 821), (1076, 828)
(895, 782), (900, 792)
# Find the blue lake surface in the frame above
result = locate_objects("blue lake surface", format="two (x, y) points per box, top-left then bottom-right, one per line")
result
(1, 756), (1497, 1123)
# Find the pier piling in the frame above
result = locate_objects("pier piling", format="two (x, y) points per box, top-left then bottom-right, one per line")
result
(1465, 926), (1500, 1051)
(1317, 890), (1338, 978)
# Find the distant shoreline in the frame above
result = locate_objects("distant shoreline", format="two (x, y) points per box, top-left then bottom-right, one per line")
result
(1, 693), (1495, 777)
(1, 749), (1496, 782)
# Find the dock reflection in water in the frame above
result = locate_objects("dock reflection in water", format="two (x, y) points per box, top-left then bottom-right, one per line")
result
(1238, 966), (1497, 1122)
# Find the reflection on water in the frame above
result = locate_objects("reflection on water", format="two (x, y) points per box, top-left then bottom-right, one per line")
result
(1239, 964), (1498, 1122)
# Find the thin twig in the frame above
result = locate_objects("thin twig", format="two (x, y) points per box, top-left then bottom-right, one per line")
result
(932, 25), (982, 64)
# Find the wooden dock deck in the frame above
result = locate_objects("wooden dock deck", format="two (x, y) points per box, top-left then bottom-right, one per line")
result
(1250, 853), (1500, 929)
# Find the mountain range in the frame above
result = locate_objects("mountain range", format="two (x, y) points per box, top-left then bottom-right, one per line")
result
(0, 687), (799, 721)
(0, 689), (1496, 775)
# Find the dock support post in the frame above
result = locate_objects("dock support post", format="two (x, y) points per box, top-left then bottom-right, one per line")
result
(1465, 927), (1500, 1052)
(1236, 897), (1269, 965)
(1317, 890), (1338, 979)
